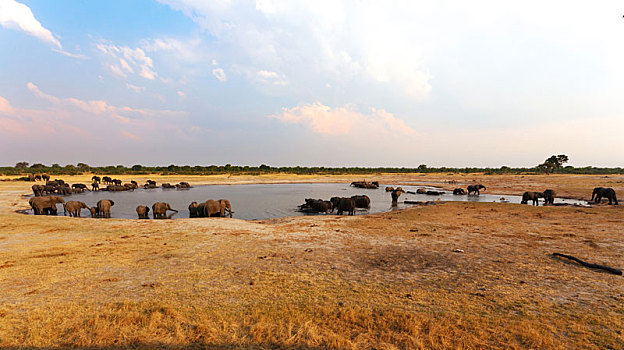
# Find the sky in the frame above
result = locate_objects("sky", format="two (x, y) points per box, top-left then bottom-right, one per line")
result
(1, 0), (623, 168)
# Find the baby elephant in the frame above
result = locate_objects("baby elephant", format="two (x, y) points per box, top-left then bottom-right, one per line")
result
(64, 201), (89, 217)
(136, 205), (150, 219)
(152, 202), (178, 219)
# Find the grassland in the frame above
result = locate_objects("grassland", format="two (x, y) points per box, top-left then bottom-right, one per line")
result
(0, 173), (623, 349)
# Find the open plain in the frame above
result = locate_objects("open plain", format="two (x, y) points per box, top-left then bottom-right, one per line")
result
(0, 173), (623, 349)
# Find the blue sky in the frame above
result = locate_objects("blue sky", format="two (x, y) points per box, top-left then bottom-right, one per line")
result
(1, 0), (623, 167)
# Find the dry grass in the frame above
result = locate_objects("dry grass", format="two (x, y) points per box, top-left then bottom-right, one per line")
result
(0, 173), (623, 349)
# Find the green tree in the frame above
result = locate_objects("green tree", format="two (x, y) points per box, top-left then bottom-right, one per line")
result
(539, 154), (569, 174)
(15, 162), (29, 169)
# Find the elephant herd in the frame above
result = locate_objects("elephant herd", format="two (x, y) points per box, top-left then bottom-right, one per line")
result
(298, 195), (371, 216)
(28, 196), (114, 218)
(25, 178), (621, 220)
(451, 184), (487, 196)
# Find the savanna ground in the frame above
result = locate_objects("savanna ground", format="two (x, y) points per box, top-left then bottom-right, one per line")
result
(0, 173), (623, 349)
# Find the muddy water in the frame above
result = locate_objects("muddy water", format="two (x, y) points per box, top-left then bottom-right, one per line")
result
(32, 183), (586, 220)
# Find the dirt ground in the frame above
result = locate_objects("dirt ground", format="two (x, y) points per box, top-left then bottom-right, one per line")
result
(0, 173), (623, 349)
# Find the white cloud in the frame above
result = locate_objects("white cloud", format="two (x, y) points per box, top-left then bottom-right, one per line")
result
(26, 82), (184, 122)
(270, 102), (416, 137)
(143, 37), (204, 63)
(257, 70), (279, 79)
(177, 90), (185, 97)
(0, 0), (61, 48)
(97, 42), (157, 80)
(158, 0), (433, 99)
(212, 68), (227, 82)
(126, 83), (145, 93)
(0, 0), (86, 58)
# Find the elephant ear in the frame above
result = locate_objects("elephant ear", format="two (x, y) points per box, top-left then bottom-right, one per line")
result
(109, 200), (115, 206)
(146, 207), (150, 213)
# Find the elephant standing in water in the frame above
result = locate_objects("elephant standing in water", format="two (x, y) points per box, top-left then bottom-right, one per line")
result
(521, 191), (543, 206)
(29, 196), (65, 215)
(136, 205), (150, 219)
(198, 200), (223, 217)
(351, 195), (371, 209)
(218, 199), (233, 217)
(64, 201), (89, 217)
(591, 187), (618, 205)
(453, 188), (466, 195)
(152, 202), (178, 219)
(332, 197), (355, 215)
(543, 189), (556, 205)
(467, 184), (486, 195)
(391, 189), (402, 206)
(97, 199), (115, 218)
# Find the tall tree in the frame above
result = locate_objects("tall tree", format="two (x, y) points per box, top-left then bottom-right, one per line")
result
(539, 154), (569, 173)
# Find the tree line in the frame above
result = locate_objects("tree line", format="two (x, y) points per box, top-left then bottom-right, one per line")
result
(3, 156), (623, 177)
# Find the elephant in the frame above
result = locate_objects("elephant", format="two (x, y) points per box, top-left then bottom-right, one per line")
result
(385, 187), (394, 192)
(176, 182), (191, 189)
(27, 174), (36, 182)
(91, 182), (99, 191)
(146, 180), (157, 186)
(152, 202), (178, 219)
(521, 191), (543, 205)
(41, 174), (50, 181)
(123, 183), (137, 190)
(72, 183), (89, 191)
(136, 205), (150, 219)
(58, 184), (72, 195)
(102, 176), (112, 184)
(144, 183), (157, 189)
(218, 199), (233, 217)
(113, 179), (122, 186)
(453, 188), (466, 195)
(395, 187), (404, 192)
(106, 185), (125, 192)
(29, 196), (65, 215)
(335, 197), (355, 215)
(130, 180), (138, 187)
(591, 187), (618, 205)
(543, 189), (556, 205)
(467, 184), (486, 195)
(91, 176), (101, 184)
(34, 174), (42, 181)
(89, 206), (99, 218)
(97, 199), (114, 218)
(188, 202), (200, 218)
(351, 195), (371, 209)
(32, 184), (45, 197)
(391, 189), (402, 205)
(416, 188), (427, 194)
(161, 183), (175, 189)
(54, 179), (65, 186)
(197, 200), (222, 217)
(64, 201), (89, 217)
(302, 199), (332, 213)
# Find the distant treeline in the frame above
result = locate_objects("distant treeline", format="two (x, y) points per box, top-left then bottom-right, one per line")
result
(2, 163), (624, 177)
